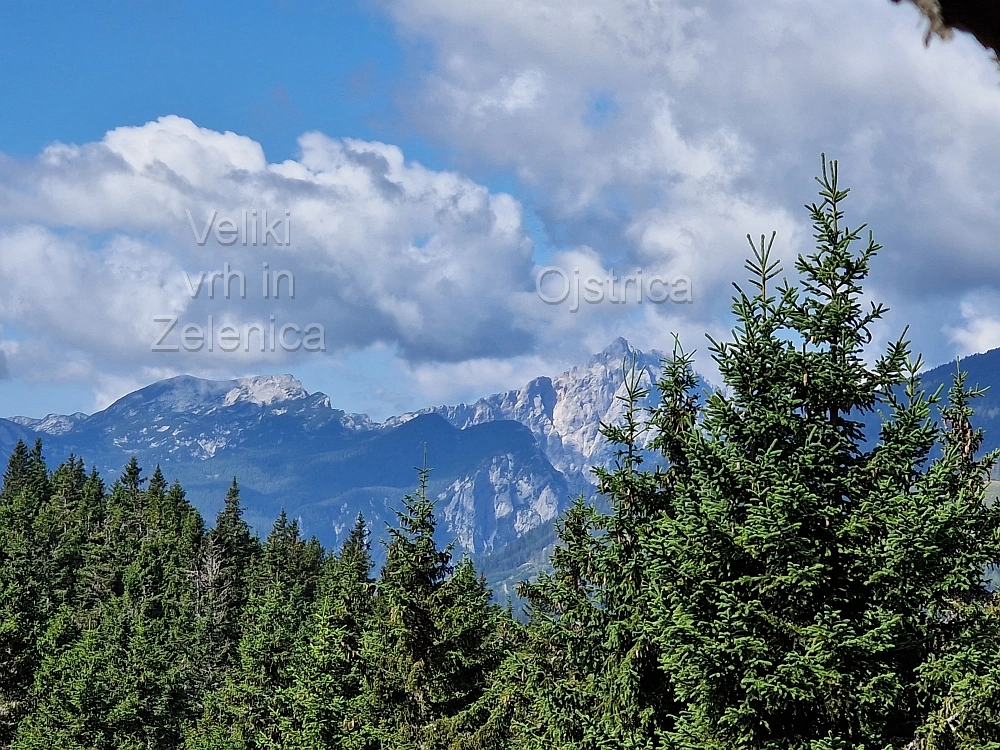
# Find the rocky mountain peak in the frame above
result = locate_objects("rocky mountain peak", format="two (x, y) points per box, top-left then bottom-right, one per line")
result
(9, 412), (89, 436)
(593, 336), (635, 363)
(222, 374), (308, 407)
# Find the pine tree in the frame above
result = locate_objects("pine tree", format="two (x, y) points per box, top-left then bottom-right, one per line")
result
(430, 555), (515, 747)
(635, 158), (1000, 747)
(497, 361), (681, 750)
(34, 457), (90, 605)
(495, 157), (1000, 749)
(194, 478), (261, 690)
(211, 479), (260, 574)
(184, 511), (320, 750)
(358, 468), (510, 749)
(499, 499), (616, 750)
(281, 514), (375, 748)
(359, 467), (454, 746)
(1, 441), (31, 496)
(0, 441), (52, 744)
(14, 593), (197, 750)
(0, 440), (77, 745)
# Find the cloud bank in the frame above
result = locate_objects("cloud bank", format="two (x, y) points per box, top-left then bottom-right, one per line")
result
(4, 0), (1000, 414)
(385, 0), (1000, 366)
(0, 117), (545, 405)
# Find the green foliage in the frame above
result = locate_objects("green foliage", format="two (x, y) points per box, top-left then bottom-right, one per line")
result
(0, 445), (510, 750)
(0, 441), (55, 744)
(506, 157), (1000, 749)
(280, 515), (374, 748)
(353, 467), (511, 748)
(639, 160), (1000, 749)
(4, 158), (1000, 749)
(11, 459), (205, 750)
(184, 511), (321, 750)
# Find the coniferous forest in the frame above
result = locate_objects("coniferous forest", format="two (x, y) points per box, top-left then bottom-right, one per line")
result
(5, 162), (1000, 748)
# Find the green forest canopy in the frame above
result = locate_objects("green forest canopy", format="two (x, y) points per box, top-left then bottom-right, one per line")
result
(3, 159), (1000, 748)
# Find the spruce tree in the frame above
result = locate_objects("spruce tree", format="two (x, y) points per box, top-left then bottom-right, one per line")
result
(1, 441), (31, 498)
(194, 478), (260, 689)
(498, 157), (1000, 749)
(34, 457), (90, 605)
(358, 468), (510, 749)
(184, 511), (320, 750)
(358, 468), (454, 747)
(498, 363), (680, 750)
(496, 499), (606, 750)
(281, 514), (374, 748)
(0, 441), (51, 744)
(637, 158), (1000, 747)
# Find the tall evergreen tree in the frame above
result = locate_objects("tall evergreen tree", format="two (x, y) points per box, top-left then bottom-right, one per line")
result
(637, 158), (1000, 747)
(194, 478), (260, 689)
(497, 362), (681, 750)
(0, 441), (51, 744)
(1, 441), (31, 498)
(281, 514), (375, 748)
(358, 468), (509, 749)
(497, 157), (1000, 750)
(184, 511), (321, 750)
(33, 457), (90, 605)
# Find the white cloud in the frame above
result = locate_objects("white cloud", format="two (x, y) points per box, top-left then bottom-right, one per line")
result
(385, 0), (1000, 369)
(400, 352), (560, 406)
(947, 293), (1000, 356)
(0, 116), (538, 404)
(7, 1), (1000, 416)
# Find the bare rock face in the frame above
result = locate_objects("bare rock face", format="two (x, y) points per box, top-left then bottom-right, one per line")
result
(437, 452), (562, 554)
(398, 337), (668, 493)
(222, 375), (309, 407)
(10, 413), (89, 436)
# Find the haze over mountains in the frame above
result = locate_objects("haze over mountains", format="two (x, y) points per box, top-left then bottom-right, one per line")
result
(5, 338), (1000, 589)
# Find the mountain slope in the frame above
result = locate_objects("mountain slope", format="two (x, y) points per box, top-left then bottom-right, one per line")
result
(0, 340), (696, 564)
(390, 337), (669, 492)
(11, 340), (1000, 595)
(0, 418), (37, 452)
(916, 347), (1000, 460)
(0, 374), (568, 560)
(9, 412), (88, 435)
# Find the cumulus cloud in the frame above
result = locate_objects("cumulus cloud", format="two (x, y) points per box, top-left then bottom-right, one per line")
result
(7, 1), (1000, 415)
(385, 0), (1000, 369)
(0, 116), (542, 405)
(947, 292), (1000, 356)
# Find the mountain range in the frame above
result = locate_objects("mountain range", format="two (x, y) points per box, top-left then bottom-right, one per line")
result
(0, 339), (668, 586)
(6, 338), (1000, 593)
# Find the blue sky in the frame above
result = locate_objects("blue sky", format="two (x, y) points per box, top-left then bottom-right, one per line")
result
(2, 0), (1000, 421)
(0, 0), (453, 417)
(0, 1), (411, 162)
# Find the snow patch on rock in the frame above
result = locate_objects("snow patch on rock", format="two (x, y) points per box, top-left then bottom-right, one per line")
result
(223, 375), (308, 407)
(10, 412), (89, 435)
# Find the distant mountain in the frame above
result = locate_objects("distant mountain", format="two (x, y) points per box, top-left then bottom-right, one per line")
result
(389, 337), (669, 494)
(10, 340), (1000, 596)
(0, 374), (568, 564)
(0, 418), (37, 449)
(910, 347), (1000, 459)
(9, 412), (88, 435)
(0, 340), (677, 595)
